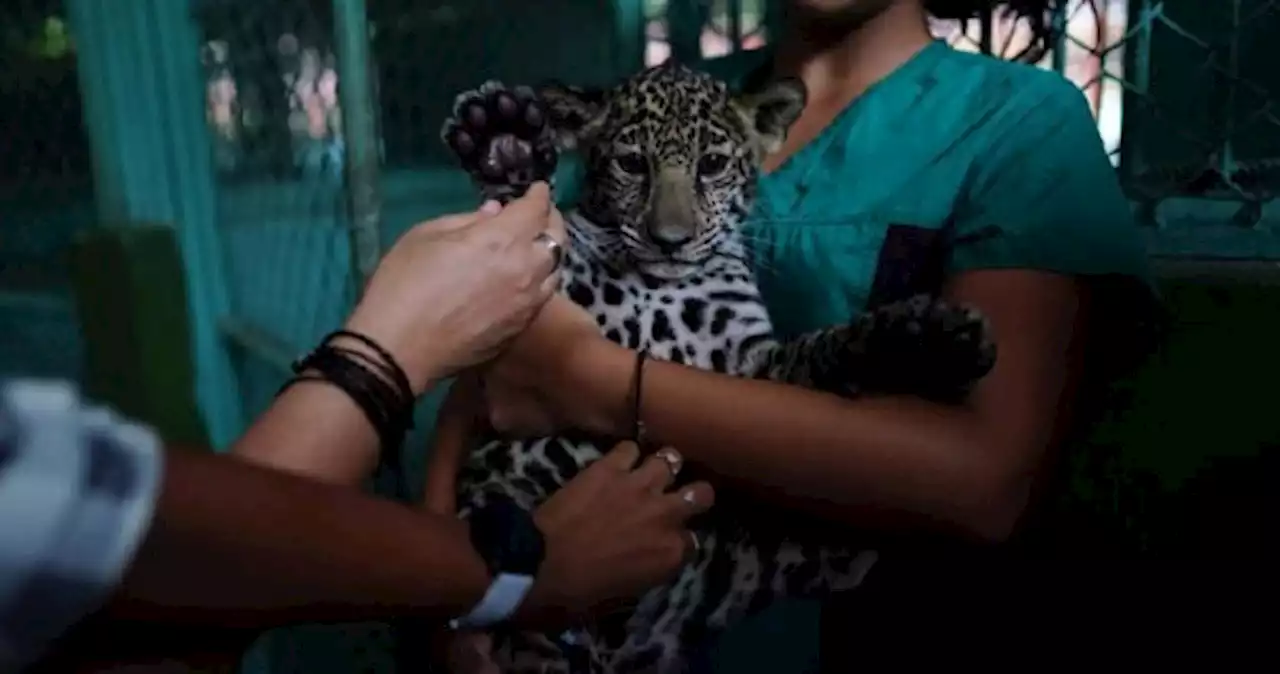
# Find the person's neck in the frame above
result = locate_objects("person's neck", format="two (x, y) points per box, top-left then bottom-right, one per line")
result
(774, 3), (934, 106)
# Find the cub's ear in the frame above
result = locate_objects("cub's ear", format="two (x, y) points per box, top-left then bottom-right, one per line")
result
(731, 77), (807, 154)
(537, 82), (610, 151)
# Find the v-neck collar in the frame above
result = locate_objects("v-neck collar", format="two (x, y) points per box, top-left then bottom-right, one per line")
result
(752, 40), (950, 217)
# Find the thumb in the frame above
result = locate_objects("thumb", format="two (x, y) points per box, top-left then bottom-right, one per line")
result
(417, 203), (497, 234)
(596, 441), (642, 473)
(488, 182), (553, 238)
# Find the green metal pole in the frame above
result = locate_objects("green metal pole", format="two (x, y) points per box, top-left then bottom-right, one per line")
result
(612, 0), (648, 71)
(1052, 0), (1068, 73)
(332, 0), (382, 294)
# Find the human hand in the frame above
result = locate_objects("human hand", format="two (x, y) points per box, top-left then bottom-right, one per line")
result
(521, 441), (711, 624)
(478, 293), (613, 436)
(342, 183), (566, 395)
(430, 442), (709, 672)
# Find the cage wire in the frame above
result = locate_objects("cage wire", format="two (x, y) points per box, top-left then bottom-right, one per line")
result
(0, 0), (91, 381)
(934, 0), (1280, 227)
(1119, 0), (1280, 215)
(194, 0), (360, 420)
(189, 2), (394, 673)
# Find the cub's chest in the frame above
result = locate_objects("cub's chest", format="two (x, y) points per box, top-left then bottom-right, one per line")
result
(561, 262), (774, 375)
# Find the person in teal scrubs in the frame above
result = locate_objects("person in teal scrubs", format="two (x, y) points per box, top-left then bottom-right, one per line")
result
(470, 0), (1158, 670)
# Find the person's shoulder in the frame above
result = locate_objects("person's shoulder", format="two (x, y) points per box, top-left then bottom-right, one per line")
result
(939, 47), (1092, 125)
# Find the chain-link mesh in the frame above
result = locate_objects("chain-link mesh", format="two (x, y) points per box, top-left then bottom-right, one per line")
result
(194, 0), (357, 426)
(931, 0), (1128, 161)
(934, 0), (1280, 222)
(0, 0), (90, 380)
(1121, 0), (1280, 209)
(193, 3), (378, 669)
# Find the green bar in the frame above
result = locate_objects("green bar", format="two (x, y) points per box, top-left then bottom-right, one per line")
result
(332, 0), (383, 293)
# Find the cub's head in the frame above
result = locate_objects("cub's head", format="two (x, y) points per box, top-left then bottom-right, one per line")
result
(540, 63), (805, 278)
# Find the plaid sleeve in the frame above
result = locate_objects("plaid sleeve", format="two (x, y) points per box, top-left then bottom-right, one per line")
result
(0, 380), (164, 670)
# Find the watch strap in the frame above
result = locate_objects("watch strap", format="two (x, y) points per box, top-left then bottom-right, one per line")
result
(448, 572), (536, 630)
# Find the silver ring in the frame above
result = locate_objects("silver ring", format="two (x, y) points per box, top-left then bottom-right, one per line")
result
(688, 531), (703, 557)
(654, 447), (683, 478)
(534, 231), (563, 270)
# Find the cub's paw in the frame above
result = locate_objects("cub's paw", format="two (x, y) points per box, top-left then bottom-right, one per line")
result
(848, 294), (996, 401)
(440, 81), (559, 204)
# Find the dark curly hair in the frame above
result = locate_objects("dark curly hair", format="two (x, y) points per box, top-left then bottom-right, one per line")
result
(924, 0), (1056, 20)
(925, 0), (1067, 63)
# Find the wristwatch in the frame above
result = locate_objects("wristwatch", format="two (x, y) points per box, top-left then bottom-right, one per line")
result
(448, 493), (546, 629)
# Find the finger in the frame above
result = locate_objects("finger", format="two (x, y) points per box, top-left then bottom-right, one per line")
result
(546, 206), (568, 245)
(595, 440), (642, 474)
(660, 481), (715, 521)
(413, 208), (488, 234)
(489, 181), (553, 239)
(530, 232), (564, 281)
(630, 447), (682, 493)
(479, 199), (502, 215)
(682, 529), (703, 566)
(530, 207), (570, 282)
(536, 265), (562, 299)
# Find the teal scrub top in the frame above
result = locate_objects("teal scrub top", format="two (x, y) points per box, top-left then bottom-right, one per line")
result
(703, 40), (1152, 339)
(557, 41), (1156, 674)
(699, 42), (1156, 674)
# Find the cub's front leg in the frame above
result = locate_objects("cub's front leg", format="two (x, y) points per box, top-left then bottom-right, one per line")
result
(764, 294), (997, 403)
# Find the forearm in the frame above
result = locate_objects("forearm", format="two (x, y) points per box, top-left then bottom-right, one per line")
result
(108, 447), (489, 627)
(231, 329), (443, 485)
(230, 379), (383, 484)
(569, 342), (1029, 539)
(422, 384), (479, 514)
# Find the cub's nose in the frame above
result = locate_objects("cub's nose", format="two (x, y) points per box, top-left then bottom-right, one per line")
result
(649, 228), (694, 255)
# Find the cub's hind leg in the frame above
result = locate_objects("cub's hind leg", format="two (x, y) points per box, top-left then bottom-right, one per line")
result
(764, 294), (997, 403)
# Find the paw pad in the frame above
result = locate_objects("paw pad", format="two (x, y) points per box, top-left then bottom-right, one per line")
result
(851, 294), (997, 400)
(441, 81), (559, 202)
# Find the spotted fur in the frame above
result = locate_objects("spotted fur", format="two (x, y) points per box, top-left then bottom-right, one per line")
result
(439, 63), (996, 673)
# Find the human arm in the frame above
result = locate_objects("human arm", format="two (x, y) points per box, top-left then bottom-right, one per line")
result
(2, 378), (712, 670)
(487, 274), (1084, 542)
(422, 377), (484, 514)
(232, 186), (562, 483)
(479, 79), (1152, 542)
(0, 379), (488, 671)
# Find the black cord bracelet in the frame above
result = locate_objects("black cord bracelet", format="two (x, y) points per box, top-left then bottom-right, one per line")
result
(298, 347), (409, 453)
(275, 331), (417, 472)
(326, 329), (414, 401)
(630, 348), (649, 450)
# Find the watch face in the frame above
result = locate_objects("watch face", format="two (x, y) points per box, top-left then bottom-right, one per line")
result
(470, 493), (545, 577)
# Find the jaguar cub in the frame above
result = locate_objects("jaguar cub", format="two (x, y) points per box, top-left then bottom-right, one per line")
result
(438, 64), (996, 673)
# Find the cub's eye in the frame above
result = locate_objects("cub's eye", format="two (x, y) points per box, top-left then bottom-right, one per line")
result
(697, 153), (730, 177)
(613, 152), (648, 175)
